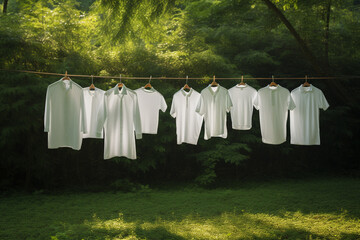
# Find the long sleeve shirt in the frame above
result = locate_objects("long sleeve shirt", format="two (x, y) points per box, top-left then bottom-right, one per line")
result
(96, 85), (142, 160)
(44, 79), (87, 150)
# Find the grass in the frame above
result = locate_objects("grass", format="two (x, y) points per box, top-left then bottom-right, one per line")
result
(0, 177), (360, 240)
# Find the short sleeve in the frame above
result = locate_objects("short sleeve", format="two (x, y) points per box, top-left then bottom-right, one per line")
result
(225, 91), (233, 112)
(44, 86), (51, 132)
(288, 93), (296, 110)
(160, 94), (167, 112)
(252, 90), (258, 107)
(319, 90), (329, 110)
(170, 95), (176, 118)
(254, 93), (260, 110)
(196, 94), (205, 116)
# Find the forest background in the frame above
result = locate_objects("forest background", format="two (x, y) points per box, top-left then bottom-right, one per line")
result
(0, 0), (359, 191)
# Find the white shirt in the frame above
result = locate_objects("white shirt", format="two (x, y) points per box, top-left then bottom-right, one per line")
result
(254, 85), (296, 144)
(82, 87), (105, 139)
(228, 84), (257, 130)
(196, 85), (233, 140)
(290, 84), (329, 145)
(135, 87), (167, 134)
(170, 88), (203, 145)
(44, 79), (87, 150)
(96, 85), (142, 160)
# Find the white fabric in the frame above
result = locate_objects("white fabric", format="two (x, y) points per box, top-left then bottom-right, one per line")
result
(228, 84), (257, 130)
(82, 87), (105, 139)
(290, 84), (329, 145)
(170, 88), (203, 145)
(44, 79), (87, 150)
(135, 87), (167, 134)
(196, 85), (233, 140)
(254, 85), (296, 144)
(96, 85), (142, 160)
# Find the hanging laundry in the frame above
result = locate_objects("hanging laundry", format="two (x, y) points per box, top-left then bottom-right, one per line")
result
(170, 88), (203, 145)
(254, 84), (295, 144)
(228, 84), (257, 130)
(196, 85), (233, 140)
(44, 78), (87, 150)
(290, 84), (329, 145)
(96, 85), (142, 160)
(82, 87), (105, 139)
(134, 87), (167, 134)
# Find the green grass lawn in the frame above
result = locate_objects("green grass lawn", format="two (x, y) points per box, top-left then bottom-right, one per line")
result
(0, 177), (359, 240)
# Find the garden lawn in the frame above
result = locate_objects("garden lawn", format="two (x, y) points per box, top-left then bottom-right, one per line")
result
(0, 177), (360, 240)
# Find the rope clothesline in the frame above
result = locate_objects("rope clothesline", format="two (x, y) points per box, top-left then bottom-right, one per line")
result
(1, 69), (358, 80)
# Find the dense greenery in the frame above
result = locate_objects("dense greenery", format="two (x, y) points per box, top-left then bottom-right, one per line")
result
(0, 0), (359, 190)
(1, 178), (359, 239)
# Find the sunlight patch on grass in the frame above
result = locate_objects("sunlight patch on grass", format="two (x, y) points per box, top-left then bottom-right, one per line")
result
(86, 210), (360, 240)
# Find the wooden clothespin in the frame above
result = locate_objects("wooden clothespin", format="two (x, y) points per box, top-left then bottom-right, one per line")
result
(118, 74), (123, 89)
(211, 75), (218, 87)
(303, 75), (310, 87)
(89, 75), (95, 91)
(269, 75), (278, 87)
(183, 75), (190, 91)
(144, 75), (152, 89)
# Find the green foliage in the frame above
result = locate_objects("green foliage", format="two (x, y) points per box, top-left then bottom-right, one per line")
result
(0, 0), (359, 189)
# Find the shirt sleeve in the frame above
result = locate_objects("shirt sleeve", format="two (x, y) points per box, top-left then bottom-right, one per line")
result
(195, 94), (205, 116)
(252, 91), (258, 108)
(44, 86), (51, 132)
(96, 95), (107, 136)
(80, 91), (87, 134)
(133, 93), (142, 139)
(253, 93), (260, 110)
(225, 91), (233, 113)
(160, 94), (167, 112)
(319, 90), (330, 110)
(170, 95), (176, 118)
(288, 93), (296, 110)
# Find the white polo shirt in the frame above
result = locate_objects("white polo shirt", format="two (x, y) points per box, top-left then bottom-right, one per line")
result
(290, 84), (329, 145)
(196, 85), (233, 140)
(44, 79), (87, 150)
(254, 85), (296, 144)
(135, 87), (167, 134)
(170, 88), (203, 145)
(96, 85), (142, 160)
(228, 84), (257, 130)
(82, 87), (105, 139)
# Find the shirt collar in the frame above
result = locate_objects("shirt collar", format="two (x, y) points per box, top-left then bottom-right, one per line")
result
(207, 84), (220, 95)
(114, 84), (127, 95)
(87, 87), (97, 96)
(267, 84), (280, 91)
(60, 78), (72, 90)
(300, 84), (313, 92)
(181, 88), (193, 97)
(141, 86), (156, 93)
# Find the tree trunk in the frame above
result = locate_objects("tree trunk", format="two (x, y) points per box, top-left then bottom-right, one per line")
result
(324, 0), (331, 68)
(3, 0), (8, 14)
(261, 0), (351, 106)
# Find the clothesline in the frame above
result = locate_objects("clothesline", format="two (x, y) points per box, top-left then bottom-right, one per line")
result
(1, 69), (358, 80)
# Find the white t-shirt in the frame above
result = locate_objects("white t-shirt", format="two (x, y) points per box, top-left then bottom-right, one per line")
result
(135, 87), (167, 134)
(196, 85), (233, 140)
(96, 85), (142, 160)
(44, 79), (87, 150)
(170, 88), (203, 145)
(228, 84), (257, 130)
(82, 87), (105, 139)
(290, 84), (329, 145)
(254, 85), (296, 144)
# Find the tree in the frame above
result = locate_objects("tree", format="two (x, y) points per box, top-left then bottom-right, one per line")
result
(2, 0), (8, 13)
